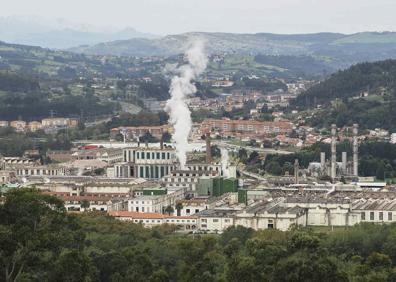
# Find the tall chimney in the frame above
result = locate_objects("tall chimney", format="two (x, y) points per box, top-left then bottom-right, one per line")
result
(331, 124), (337, 180)
(320, 152), (326, 171)
(294, 159), (299, 184)
(342, 151), (347, 173)
(206, 132), (212, 164)
(353, 124), (359, 176)
(160, 139), (164, 150)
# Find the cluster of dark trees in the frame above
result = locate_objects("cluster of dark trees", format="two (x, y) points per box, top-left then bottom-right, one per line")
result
(107, 111), (169, 128)
(254, 55), (335, 77)
(0, 74), (117, 121)
(241, 77), (287, 93)
(0, 71), (40, 92)
(0, 127), (72, 158)
(3, 189), (396, 281)
(263, 141), (396, 180)
(308, 96), (396, 132)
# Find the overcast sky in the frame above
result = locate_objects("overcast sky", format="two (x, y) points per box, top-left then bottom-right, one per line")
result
(1, 0), (395, 35)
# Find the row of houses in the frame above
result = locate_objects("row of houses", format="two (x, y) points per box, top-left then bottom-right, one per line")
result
(199, 118), (293, 137)
(0, 117), (79, 132)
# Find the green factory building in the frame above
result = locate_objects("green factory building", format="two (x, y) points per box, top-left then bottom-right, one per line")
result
(196, 177), (238, 197)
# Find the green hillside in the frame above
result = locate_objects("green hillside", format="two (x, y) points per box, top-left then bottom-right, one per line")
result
(293, 59), (396, 131)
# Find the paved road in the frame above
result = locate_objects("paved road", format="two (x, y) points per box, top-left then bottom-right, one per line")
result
(239, 169), (267, 181)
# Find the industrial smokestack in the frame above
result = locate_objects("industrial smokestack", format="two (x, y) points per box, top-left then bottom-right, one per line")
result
(160, 139), (164, 150)
(342, 151), (347, 173)
(331, 124), (337, 180)
(206, 132), (212, 164)
(294, 159), (299, 184)
(320, 152), (326, 171)
(353, 124), (359, 176)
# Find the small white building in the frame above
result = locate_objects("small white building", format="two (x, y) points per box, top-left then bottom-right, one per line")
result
(197, 209), (236, 232)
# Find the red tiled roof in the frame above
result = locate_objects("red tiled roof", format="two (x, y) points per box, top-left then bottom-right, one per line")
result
(108, 211), (197, 220)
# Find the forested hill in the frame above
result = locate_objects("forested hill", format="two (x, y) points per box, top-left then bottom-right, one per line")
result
(0, 71), (40, 92)
(293, 59), (396, 107)
(293, 60), (396, 131)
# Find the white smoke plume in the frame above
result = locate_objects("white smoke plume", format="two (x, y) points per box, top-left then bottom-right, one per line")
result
(165, 40), (207, 169)
(221, 148), (230, 178)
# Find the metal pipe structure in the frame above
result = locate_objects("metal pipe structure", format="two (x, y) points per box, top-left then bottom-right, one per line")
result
(320, 152), (326, 173)
(342, 152), (347, 173)
(294, 159), (299, 184)
(353, 124), (359, 176)
(331, 124), (337, 180)
(206, 132), (212, 164)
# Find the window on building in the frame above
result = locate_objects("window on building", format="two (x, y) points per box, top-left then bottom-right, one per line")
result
(162, 152), (165, 159)
(147, 152), (150, 159)
(141, 152), (145, 159)
(225, 219), (230, 223)
(370, 212), (374, 220)
(202, 224), (207, 228)
(379, 212), (383, 221)
(201, 219), (207, 223)
(361, 212), (365, 220)
(389, 212), (393, 221)
(195, 209), (199, 213)
(142, 207), (145, 212)
(212, 219), (219, 223)
(135, 207), (139, 212)
(186, 209), (190, 214)
(157, 152), (160, 159)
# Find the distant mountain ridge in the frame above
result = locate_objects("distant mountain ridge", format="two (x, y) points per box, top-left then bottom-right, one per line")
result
(0, 16), (156, 49)
(69, 31), (396, 68)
